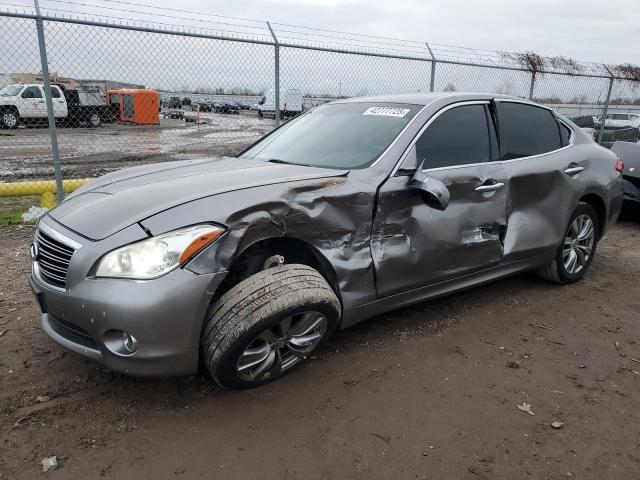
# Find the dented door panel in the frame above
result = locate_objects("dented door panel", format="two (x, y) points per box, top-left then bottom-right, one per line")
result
(372, 163), (508, 298)
(501, 147), (584, 260)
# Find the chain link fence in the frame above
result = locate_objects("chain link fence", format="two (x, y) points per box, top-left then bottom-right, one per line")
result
(1, 6), (639, 223)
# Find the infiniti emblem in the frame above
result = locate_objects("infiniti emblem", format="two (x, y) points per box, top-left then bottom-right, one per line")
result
(30, 242), (39, 261)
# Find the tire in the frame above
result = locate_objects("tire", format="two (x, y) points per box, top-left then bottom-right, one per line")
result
(535, 202), (599, 284)
(201, 264), (340, 389)
(1, 110), (19, 129)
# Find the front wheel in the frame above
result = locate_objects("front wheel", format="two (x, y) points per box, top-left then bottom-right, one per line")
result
(201, 264), (340, 389)
(535, 202), (599, 284)
(1, 110), (19, 129)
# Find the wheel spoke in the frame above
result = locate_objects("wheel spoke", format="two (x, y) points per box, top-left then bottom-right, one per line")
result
(289, 312), (325, 337)
(250, 350), (276, 380)
(288, 331), (323, 348)
(270, 348), (283, 376)
(237, 343), (271, 372)
(577, 224), (594, 242)
(565, 249), (578, 274)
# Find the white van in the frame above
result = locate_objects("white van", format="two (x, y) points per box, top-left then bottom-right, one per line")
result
(257, 88), (303, 118)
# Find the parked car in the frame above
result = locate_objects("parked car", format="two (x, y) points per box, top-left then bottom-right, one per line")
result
(0, 83), (110, 128)
(182, 97), (192, 107)
(234, 100), (251, 110)
(212, 101), (239, 114)
(195, 101), (213, 112)
(29, 93), (623, 389)
(165, 96), (182, 109)
(611, 141), (640, 212)
(593, 127), (640, 148)
(595, 112), (640, 130)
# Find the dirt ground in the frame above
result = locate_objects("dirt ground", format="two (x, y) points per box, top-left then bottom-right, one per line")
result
(1, 219), (639, 480)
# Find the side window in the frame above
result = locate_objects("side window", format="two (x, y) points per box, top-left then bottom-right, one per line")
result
(496, 102), (561, 159)
(558, 121), (571, 147)
(413, 104), (491, 169)
(21, 86), (43, 99)
(50, 87), (61, 99)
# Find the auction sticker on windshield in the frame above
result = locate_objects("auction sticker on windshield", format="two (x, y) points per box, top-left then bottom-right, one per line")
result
(362, 107), (411, 117)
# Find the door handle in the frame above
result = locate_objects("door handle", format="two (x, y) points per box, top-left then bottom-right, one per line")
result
(564, 165), (584, 175)
(475, 182), (504, 192)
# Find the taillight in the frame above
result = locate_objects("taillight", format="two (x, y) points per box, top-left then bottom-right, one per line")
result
(615, 158), (624, 173)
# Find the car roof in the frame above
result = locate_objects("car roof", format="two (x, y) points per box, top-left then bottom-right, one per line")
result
(334, 91), (526, 106)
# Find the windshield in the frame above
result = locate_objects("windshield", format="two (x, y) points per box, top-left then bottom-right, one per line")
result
(0, 85), (23, 97)
(241, 102), (420, 169)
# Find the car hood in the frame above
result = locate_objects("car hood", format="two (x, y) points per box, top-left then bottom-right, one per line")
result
(48, 156), (348, 240)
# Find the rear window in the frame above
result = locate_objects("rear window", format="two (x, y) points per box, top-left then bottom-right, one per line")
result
(496, 102), (562, 160)
(559, 121), (571, 147)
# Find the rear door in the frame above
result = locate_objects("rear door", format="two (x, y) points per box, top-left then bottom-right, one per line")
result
(371, 101), (508, 297)
(495, 100), (578, 260)
(50, 86), (68, 117)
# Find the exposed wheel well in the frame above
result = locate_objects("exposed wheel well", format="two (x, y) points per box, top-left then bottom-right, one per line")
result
(1, 106), (19, 115)
(214, 237), (342, 306)
(579, 193), (606, 238)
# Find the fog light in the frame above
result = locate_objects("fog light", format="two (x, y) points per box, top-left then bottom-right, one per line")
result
(122, 332), (138, 353)
(103, 329), (138, 356)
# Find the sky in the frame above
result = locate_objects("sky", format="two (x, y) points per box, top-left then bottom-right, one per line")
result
(164, 0), (640, 65)
(2, 0), (639, 102)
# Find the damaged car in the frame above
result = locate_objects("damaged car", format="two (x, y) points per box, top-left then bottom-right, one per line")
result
(611, 141), (640, 213)
(29, 93), (624, 389)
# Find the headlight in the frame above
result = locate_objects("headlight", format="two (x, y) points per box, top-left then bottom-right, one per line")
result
(96, 224), (225, 279)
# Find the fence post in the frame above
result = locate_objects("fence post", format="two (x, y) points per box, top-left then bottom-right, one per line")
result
(598, 65), (614, 145)
(33, 0), (64, 203)
(425, 42), (436, 92)
(266, 22), (280, 127)
(528, 71), (536, 100)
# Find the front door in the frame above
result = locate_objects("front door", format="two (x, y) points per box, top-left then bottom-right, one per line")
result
(371, 102), (508, 297)
(20, 85), (46, 118)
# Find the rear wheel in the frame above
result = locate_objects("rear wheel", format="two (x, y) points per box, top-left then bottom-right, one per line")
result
(88, 112), (102, 128)
(1, 110), (19, 129)
(201, 264), (340, 389)
(535, 202), (599, 284)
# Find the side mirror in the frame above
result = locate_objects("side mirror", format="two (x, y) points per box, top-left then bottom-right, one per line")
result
(410, 168), (450, 211)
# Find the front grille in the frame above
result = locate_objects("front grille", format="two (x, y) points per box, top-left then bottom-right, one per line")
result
(36, 229), (76, 289)
(49, 315), (98, 350)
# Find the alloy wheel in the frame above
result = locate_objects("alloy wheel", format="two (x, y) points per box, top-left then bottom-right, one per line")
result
(236, 311), (327, 382)
(3, 112), (17, 128)
(563, 214), (595, 275)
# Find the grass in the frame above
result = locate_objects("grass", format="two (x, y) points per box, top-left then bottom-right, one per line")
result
(0, 196), (39, 226)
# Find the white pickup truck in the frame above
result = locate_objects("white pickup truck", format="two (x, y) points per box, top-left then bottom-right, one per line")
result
(0, 83), (111, 129)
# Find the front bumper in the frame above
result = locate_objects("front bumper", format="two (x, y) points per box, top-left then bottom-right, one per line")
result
(29, 220), (228, 377)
